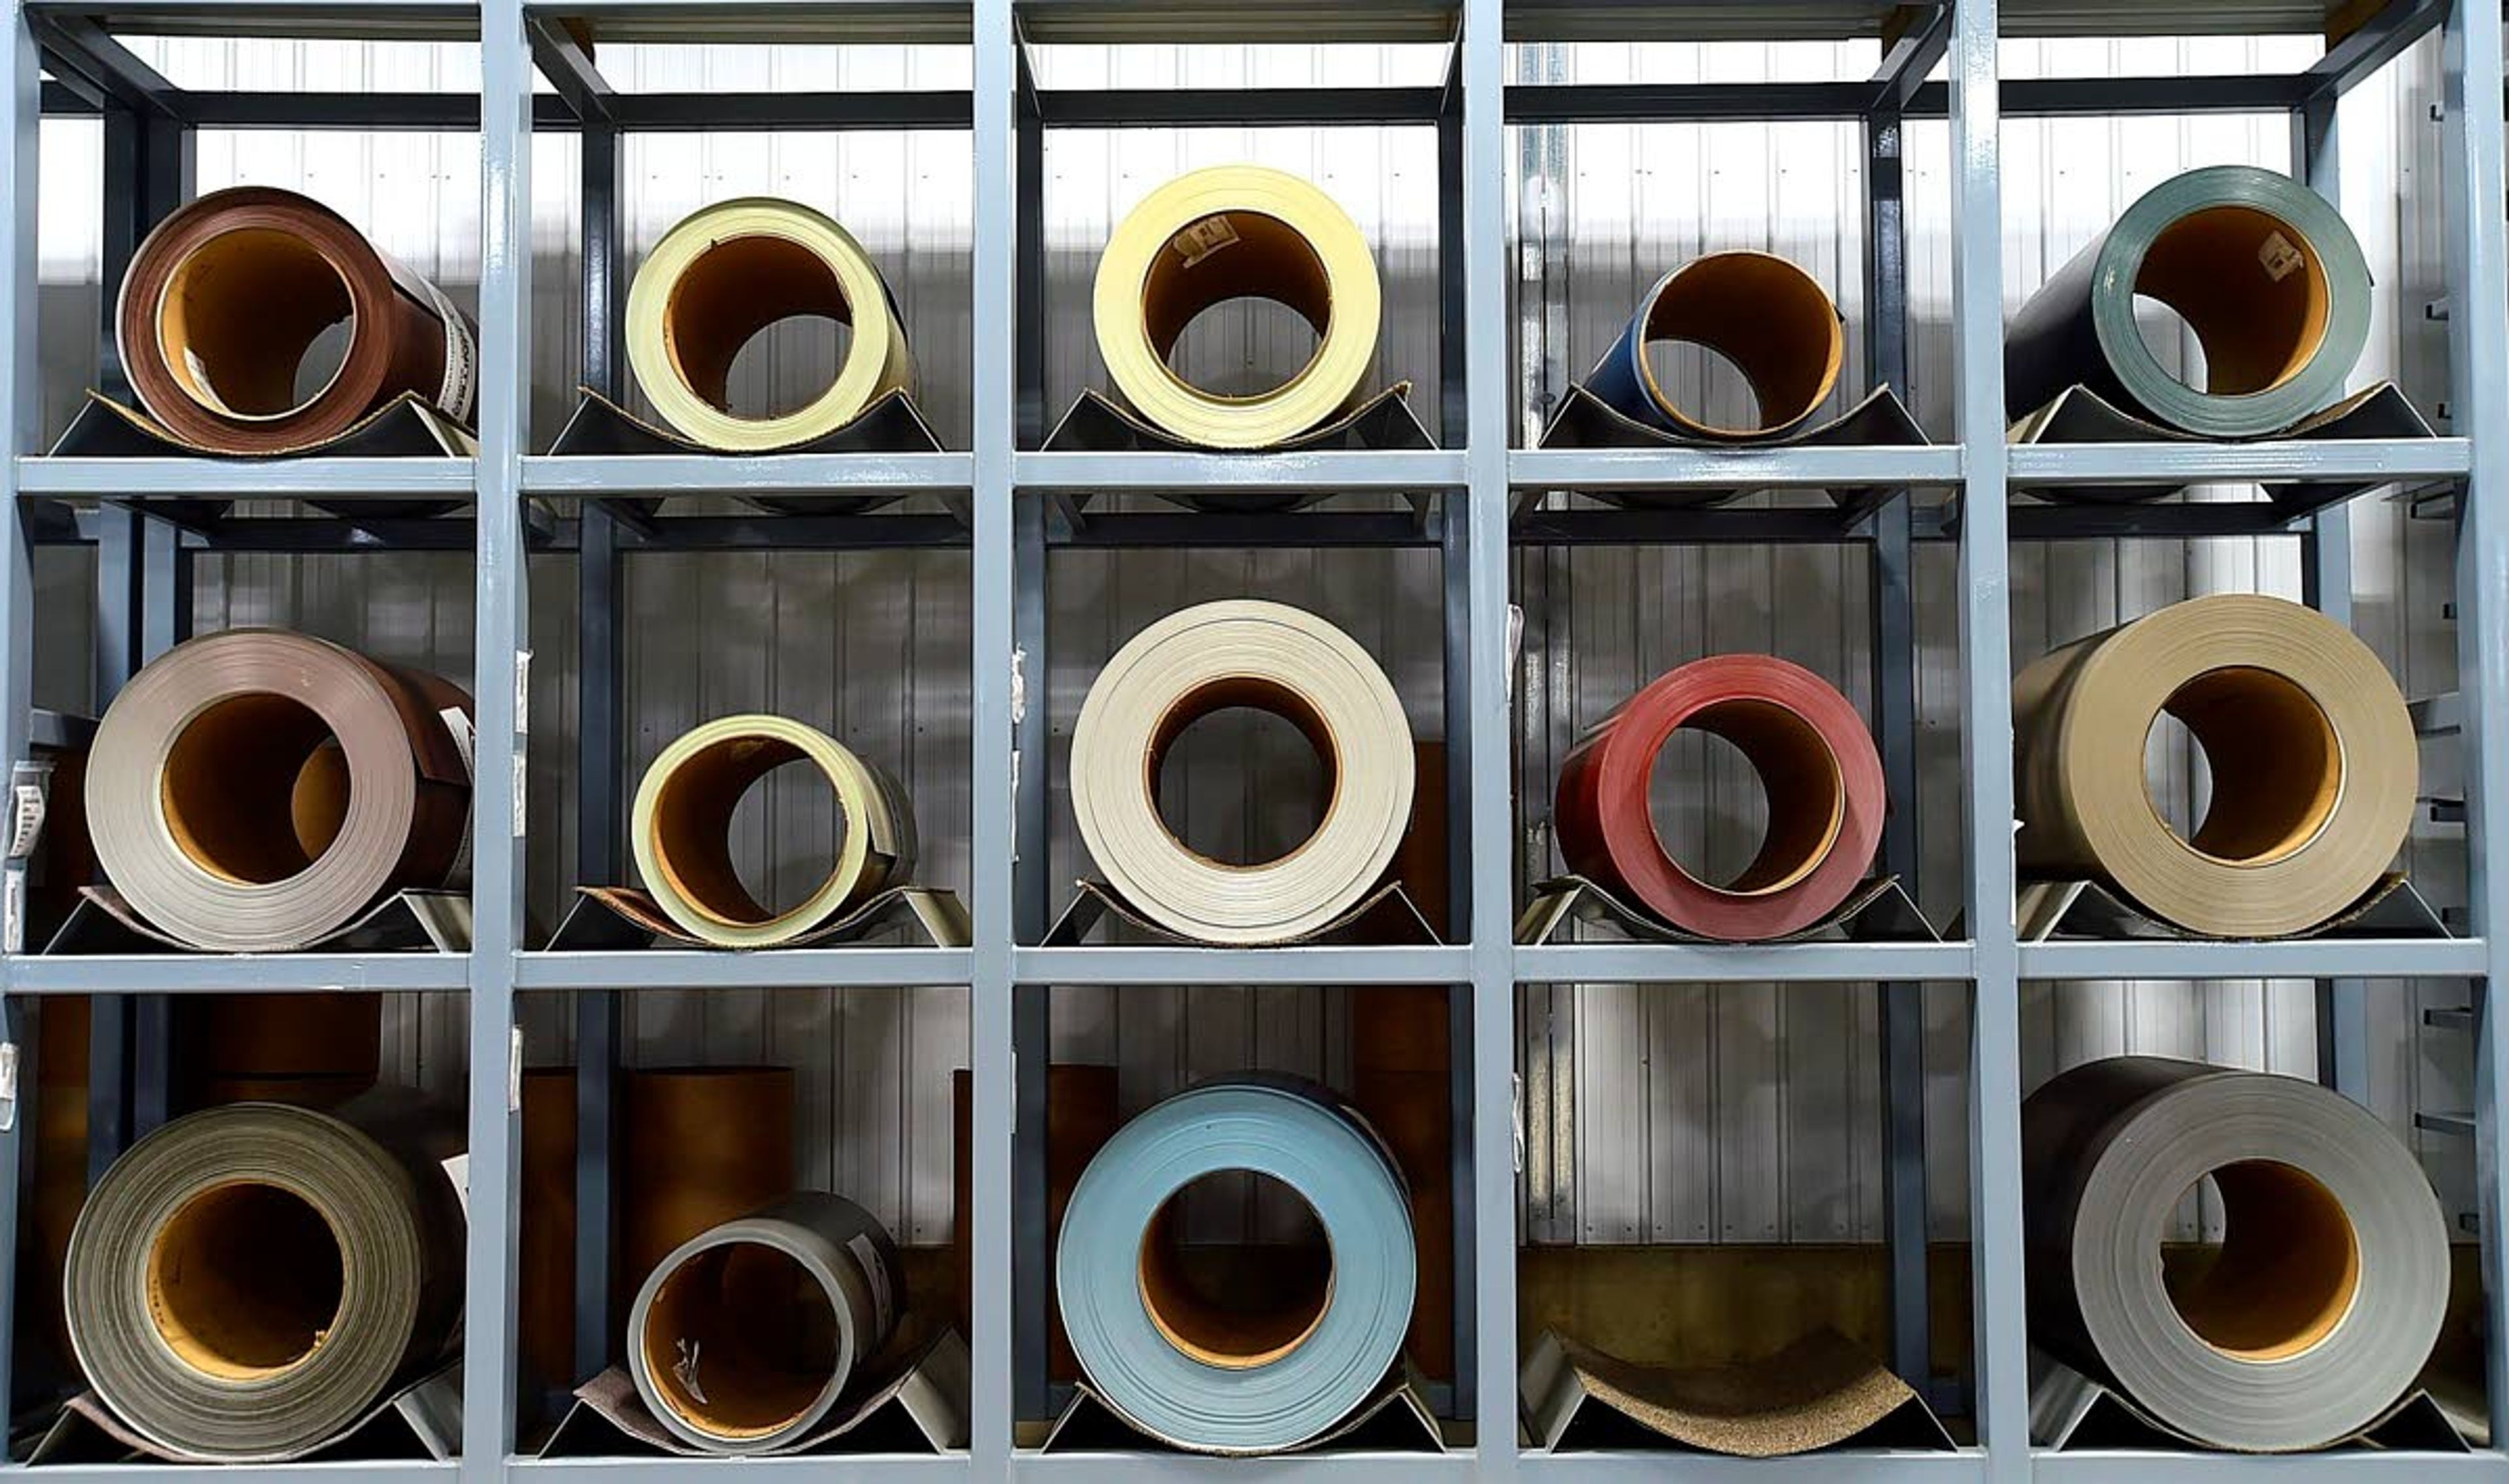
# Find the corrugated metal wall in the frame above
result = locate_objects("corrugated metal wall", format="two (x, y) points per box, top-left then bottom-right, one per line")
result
(27, 29), (2468, 1250)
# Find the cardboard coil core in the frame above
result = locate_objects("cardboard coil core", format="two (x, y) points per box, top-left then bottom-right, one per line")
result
(2022, 1057), (2446, 1451)
(1070, 600), (1415, 944)
(1093, 165), (1381, 447)
(116, 186), (476, 453)
(86, 629), (474, 952)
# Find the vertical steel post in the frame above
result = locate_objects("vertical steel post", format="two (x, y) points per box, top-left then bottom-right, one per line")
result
(1460, 0), (1515, 1469)
(2436, 0), (2509, 1444)
(572, 111), (626, 1395)
(1950, 0), (2027, 1474)
(465, 0), (533, 1473)
(1864, 95), (1934, 1400)
(2291, 86), (2374, 1105)
(0, 0), (39, 1429)
(970, 0), (1017, 1472)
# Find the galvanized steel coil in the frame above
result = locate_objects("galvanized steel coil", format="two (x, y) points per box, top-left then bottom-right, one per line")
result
(2024, 1057), (2447, 1451)
(2004, 164), (2370, 437)
(1057, 1080), (1414, 1453)
(2013, 594), (2415, 937)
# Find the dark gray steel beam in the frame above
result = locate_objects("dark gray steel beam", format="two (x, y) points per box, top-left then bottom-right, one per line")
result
(527, 13), (612, 123)
(1869, 2), (1950, 114)
(2303, 0), (2444, 101)
(1035, 85), (1441, 128)
(609, 90), (967, 129)
(176, 90), (574, 128)
(31, 13), (178, 121)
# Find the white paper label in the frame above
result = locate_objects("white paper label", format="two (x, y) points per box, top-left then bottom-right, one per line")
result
(440, 707), (476, 884)
(1009, 647), (1027, 726)
(512, 754), (529, 838)
(442, 1152), (471, 1220)
(514, 651), (533, 737)
(1170, 214), (1240, 266)
(0, 1042), (20, 1133)
(2, 868), (22, 955)
(508, 1025), (524, 1113)
(2259, 231), (2305, 283)
(849, 1232), (896, 1337)
(379, 248), (479, 424)
(8, 781), (44, 860)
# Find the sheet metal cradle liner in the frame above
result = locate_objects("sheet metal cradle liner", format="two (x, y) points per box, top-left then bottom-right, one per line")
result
(2003, 164), (2370, 438)
(63, 1091), (466, 1461)
(2013, 593), (2414, 938)
(625, 198), (915, 452)
(1058, 1080), (1415, 1454)
(86, 628), (474, 953)
(115, 186), (476, 453)
(627, 1192), (902, 1454)
(2024, 1057), (2447, 1451)
(1093, 165), (1381, 447)
(1554, 654), (1884, 941)
(1583, 252), (1846, 441)
(1071, 600), (1414, 944)
(631, 715), (917, 948)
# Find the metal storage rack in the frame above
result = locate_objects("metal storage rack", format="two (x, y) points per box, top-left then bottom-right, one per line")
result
(0, 0), (2495, 1480)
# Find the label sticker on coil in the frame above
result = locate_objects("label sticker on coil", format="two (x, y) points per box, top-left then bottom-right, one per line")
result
(1170, 214), (1241, 267)
(848, 1232), (896, 1337)
(2259, 232), (2305, 283)
(379, 248), (479, 424)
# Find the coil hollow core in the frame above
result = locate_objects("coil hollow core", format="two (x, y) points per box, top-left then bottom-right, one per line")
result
(1140, 211), (1331, 400)
(2133, 204), (2332, 398)
(2147, 666), (2343, 867)
(1656, 697), (1846, 899)
(662, 234), (853, 421)
(1635, 253), (1843, 437)
(145, 1180), (346, 1382)
(156, 228), (356, 421)
(2165, 1161), (2361, 1364)
(160, 694), (352, 887)
(640, 1242), (841, 1442)
(1136, 1174), (1336, 1371)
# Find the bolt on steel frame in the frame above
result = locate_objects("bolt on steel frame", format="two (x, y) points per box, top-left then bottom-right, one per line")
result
(0, 0), (2495, 1481)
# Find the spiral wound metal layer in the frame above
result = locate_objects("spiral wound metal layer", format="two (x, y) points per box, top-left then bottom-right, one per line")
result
(625, 198), (915, 451)
(627, 1193), (903, 1454)
(2013, 593), (2415, 938)
(1554, 655), (1884, 941)
(631, 715), (917, 946)
(2003, 164), (2370, 438)
(1582, 252), (1846, 440)
(115, 186), (476, 453)
(2023, 1057), (2447, 1451)
(1092, 165), (1382, 447)
(1057, 1080), (1415, 1454)
(86, 629), (474, 953)
(63, 1094), (466, 1461)
(1070, 600), (1415, 943)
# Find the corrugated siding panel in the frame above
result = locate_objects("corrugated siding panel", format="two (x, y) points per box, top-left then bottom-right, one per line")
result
(24, 32), (2467, 1247)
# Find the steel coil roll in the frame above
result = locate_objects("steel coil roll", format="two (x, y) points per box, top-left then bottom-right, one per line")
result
(2004, 165), (2370, 438)
(1584, 252), (1845, 440)
(1554, 655), (1884, 941)
(625, 198), (914, 451)
(2014, 594), (2414, 938)
(86, 629), (474, 953)
(1058, 1080), (1415, 1453)
(627, 1192), (902, 1453)
(1072, 600), (1414, 943)
(631, 715), (917, 947)
(63, 1092), (466, 1461)
(116, 186), (476, 453)
(1094, 165), (1381, 447)
(2024, 1057), (2447, 1451)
